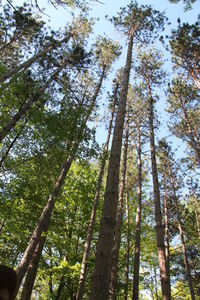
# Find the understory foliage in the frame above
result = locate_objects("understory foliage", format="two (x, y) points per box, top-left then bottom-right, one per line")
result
(0, 0), (199, 299)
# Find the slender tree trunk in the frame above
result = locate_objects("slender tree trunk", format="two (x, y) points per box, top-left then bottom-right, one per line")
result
(90, 34), (133, 300)
(109, 107), (129, 300)
(167, 163), (195, 300)
(132, 118), (142, 300)
(0, 119), (27, 168)
(163, 174), (171, 287)
(76, 83), (118, 300)
(15, 66), (106, 295)
(0, 35), (71, 84)
(124, 190), (130, 300)
(20, 236), (46, 300)
(0, 63), (66, 143)
(49, 273), (53, 295)
(147, 76), (171, 300)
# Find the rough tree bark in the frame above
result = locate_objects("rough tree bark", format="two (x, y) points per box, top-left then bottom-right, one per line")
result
(76, 82), (119, 300)
(109, 106), (129, 300)
(90, 34), (133, 300)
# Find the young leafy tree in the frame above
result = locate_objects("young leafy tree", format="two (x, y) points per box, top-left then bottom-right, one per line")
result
(90, 3), (166, 299)
(18, 161), (99, 299)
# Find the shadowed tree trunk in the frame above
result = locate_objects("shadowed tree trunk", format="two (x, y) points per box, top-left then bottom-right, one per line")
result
(15, 66), (106, 295)
(76, 82), (119, 300)
(109, 106), (129, 300)
(132, 117), (142, 300)
(90, 33), (133, 300)
(147, 75), (171, 300)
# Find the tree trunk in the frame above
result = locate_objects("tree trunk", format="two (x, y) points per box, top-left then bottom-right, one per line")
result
(90, 34), (133, 300)
(0, 64), (66, 143)
(0, 35), (71, 84)
(163, 174), (171, 287)
(20, 236), (46, 300)
(147, 76), (171, 300)
(109, 107), (129, 300)
(15, 66), (106, 295)
(124, 190), (130, 300)
(76, 83), (118, 300)
(54, 276), (65, 300)
(132, 118), (142, 300)
(179, 94), (200, 165)
(0, 119), (27, 168)
(167, 162), (195, 300)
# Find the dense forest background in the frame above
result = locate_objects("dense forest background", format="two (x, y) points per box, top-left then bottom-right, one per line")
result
(0, 0), (199, 299)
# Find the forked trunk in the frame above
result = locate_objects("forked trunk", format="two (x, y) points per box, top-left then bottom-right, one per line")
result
(132, 118), (142, 300)
(90, 34), (133, 300)
(147, 76), (171, 300)
(76, 83), (118, 300)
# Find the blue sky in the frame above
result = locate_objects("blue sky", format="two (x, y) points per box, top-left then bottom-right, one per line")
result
(8, 0), (200, 150)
